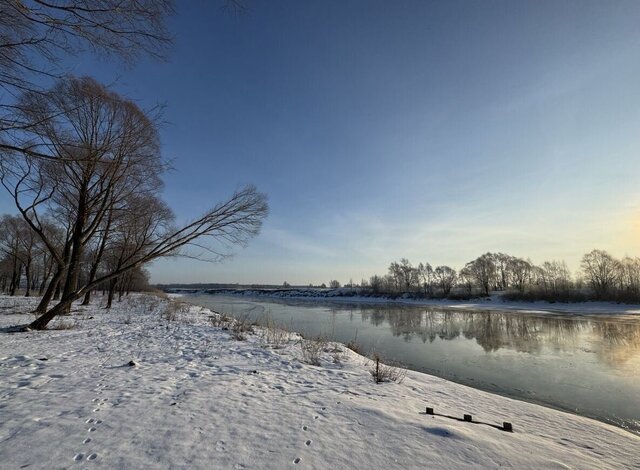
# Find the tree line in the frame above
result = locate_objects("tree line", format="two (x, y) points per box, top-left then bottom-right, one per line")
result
(0, 2), (268, 330)
(330, 250), (640, 303)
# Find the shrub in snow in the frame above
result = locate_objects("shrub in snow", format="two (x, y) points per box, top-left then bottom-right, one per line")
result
(162, 301), (189, 321)
(230, 315), (254, 341)
(262, 319), (290, 349)
(369, 352), (406, 384)
(300, 336), (327, 366)
(209, 313), (232, 328)
(345, 340), (363, 355)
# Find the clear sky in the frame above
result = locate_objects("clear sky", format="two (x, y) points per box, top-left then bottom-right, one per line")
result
(3, 0), (640, 285)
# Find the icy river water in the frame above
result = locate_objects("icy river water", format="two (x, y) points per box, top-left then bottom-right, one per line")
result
(184, 294), (640, 434)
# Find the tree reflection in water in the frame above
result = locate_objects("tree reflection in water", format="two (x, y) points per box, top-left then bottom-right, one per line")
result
(360, 307), (640, 365)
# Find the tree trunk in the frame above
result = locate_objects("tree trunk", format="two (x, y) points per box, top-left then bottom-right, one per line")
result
(29, 299), (73, 330)
(10, 263), (21, 296)
(82, 289), (93, 306)
(106, 277), (118, 309)
(59, 183), (88, 314)
(24, 258), (32, 297)
(36, 266), (64, 314)
(81, 218), (111, 306)
(53, 281), (61, 301)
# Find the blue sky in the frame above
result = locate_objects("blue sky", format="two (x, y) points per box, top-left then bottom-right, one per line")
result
(3, 0), (640, 285)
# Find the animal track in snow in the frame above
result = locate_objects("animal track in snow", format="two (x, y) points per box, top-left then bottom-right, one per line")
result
(301, 426), (307, 431)
(293, 457), (301, 464)
(83, 438), (91, 444)
(88, 427), (97, 432)
(86, 453), (98, 461)
(73, 453), (84, 462)
(305, 440), (312, 446)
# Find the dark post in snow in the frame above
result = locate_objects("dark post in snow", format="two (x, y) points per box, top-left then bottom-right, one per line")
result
(463, 414), (473, 422)
(503, 422), (513, 432)
(426, 407), (434, 415)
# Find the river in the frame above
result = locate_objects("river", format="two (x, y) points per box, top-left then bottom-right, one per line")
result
(183, 293), (640, 434)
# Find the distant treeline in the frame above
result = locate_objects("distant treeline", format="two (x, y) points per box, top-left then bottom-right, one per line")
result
(328, 250), (640, 303)
(156, 283), (312, 290)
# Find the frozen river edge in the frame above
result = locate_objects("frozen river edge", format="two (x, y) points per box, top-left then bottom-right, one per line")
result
(1, 294), (638, 469)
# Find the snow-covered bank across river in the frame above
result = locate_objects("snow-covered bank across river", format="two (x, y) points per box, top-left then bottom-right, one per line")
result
(175, 288), (640, 316)
(1, 295), (638, 469)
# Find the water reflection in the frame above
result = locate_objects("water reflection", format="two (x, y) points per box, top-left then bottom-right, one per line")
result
(186, 295), (640, 433)
(592, 321), (640, 368)
(355, 307), (640, 365)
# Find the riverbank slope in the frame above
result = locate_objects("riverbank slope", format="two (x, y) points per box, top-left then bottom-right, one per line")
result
(1, 294), (638, 469)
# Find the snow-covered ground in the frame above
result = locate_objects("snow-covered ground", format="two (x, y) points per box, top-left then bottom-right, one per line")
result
(1, 294), (638, 469)
(186, 288), (640, 316)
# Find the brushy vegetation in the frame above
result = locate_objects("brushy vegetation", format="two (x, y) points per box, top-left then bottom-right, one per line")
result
(227, 315), (253, 341)
(207, 312), (253, 340)
(162, 300), (191, 322)
(369, 352), (406, 384)
(300, 336), (327, 366)
(261, 315), (290, 349)
(209, 312), (233, 328)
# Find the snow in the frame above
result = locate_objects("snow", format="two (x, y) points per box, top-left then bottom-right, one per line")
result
(1, 294), (638, 469)
(182, 288), (640, 316)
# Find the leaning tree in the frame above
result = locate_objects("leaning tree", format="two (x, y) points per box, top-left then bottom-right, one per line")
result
(1, 76), (268, 329)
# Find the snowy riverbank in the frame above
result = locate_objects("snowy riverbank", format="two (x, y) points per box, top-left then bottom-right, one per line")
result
(173, 288), (640, 316)
(1, 294), (638, 469)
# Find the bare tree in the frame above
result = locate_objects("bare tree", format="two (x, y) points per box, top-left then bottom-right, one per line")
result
(2, 76), (165, 309)
(417, 262), (434, 296)
(0, 0), (173, 93)
(398, 258), (418, 292)
(536, 260), (572, 296)
(581, 249), (619, 298)
(387, 261), (401, 292)
(0, 214), (25, 295)
(464, 253), (496, 296)
(618, 257), (640, 300)
(369, 274), (383, 294)
(434, 265), (457, 296)
(507, 257), (533, 292)
(1, 77), (268, 329)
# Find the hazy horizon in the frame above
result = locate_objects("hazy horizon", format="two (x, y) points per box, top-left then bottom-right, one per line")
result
(3, 0), (640, 285)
